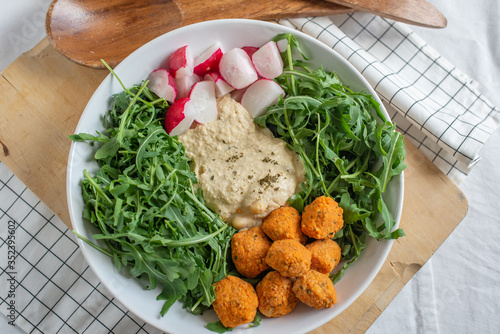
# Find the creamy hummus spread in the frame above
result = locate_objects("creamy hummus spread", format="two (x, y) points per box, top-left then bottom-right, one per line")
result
(179, 95), (305, 229)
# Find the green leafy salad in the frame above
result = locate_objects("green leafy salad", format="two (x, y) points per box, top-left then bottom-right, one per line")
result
(70, 74), (235, 316)
(256, 34), (407, 283)
(70, 32), (406, 319)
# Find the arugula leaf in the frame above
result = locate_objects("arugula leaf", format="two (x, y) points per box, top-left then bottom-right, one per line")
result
(248, 311), (262, 328)
(71, 74), (236, 316)
(206, 321), (233, 333)
(257, 33), (407, 283)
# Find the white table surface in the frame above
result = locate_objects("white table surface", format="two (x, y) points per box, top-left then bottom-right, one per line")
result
(1, 1), (499, 333)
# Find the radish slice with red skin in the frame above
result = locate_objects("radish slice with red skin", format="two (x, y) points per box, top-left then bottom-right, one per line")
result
(176, 74), (200, 99)
(230, 88), (246, 103)
(164, 97), (195, 136)
(241, 79), (285, 117)
(189, 81), (218, 124)
(276, 39), (288, 53)
(193, 42), (223, 77)
(241, 46), (259, 58)
(204, 72), (234, 97)
(252, 41), (283, 79)
(146, 69), (177, 103)
(219, 48), (258, 90)
(169, 45), (194, 79)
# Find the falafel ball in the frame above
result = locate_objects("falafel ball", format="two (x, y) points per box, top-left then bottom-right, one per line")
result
(262, 206), (308, 244)
(256, 271), (299, 318)
(301, 196), (344, 239)
(265, 239), (311, 278)
(292, 270), (337, 309)
(231, 226), (272, 278)
(213, 275), (259, 328)
(305, 239), (342, 274)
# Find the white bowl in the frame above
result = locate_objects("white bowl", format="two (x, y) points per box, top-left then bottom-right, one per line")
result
(67, 19), (404, 334)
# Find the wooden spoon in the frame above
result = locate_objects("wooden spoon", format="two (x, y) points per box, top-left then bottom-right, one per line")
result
(45, 0), (354, 68)
(325, 0), (447, 28)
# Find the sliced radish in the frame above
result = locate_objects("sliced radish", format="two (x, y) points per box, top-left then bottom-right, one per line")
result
(241, 46), (259, 58)
(241, 79), (285, 117)
(169, 45), (195, 79)
(193, 42), (223, 77)
(189, 81), (218, 124)
(164, 97), (195, 136)
(176, 74), (200, 99)
(204, 72), (234, 97)
(146, 69), (177, 103)
(230, 88), (246, 103)
(219, 48), (258, 90)
(276, 39), (288, 53)
(252, 41), (284, 79)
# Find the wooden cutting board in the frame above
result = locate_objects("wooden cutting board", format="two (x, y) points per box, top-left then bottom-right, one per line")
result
(0, 38), (468, 333)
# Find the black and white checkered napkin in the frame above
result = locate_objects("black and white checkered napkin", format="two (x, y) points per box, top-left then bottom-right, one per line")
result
(0, 164), (163, 333)
(1, 13), (499, 334)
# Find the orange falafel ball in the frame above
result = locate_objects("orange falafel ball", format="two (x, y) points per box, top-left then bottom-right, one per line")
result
(292, 270), (337, 309)
(305, 239), (342, 274)
(213, 275), (259, 328)
(265, 239), (311, 278)
(262, 206), (308, 245)
(231, 226), (272, 278)
(256, 271), (299, 318)
(301, 196), (344, 239)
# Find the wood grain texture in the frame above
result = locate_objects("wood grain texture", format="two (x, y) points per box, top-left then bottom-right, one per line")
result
(0, 38), (467, 333)
(326, 0), (447, 28)
(0, 39), (107, 224)
(45, 0), (354, 68)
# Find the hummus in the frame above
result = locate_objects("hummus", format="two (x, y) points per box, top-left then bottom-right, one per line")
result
(179, 95), (305, 229)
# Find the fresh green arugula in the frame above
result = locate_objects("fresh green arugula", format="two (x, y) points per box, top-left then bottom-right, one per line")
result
(70, 62), (236, 316)
(206, 321), (233, 333)
(255, 33), (407, 283)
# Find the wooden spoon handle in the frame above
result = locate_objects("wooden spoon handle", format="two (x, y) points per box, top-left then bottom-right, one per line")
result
(46, 0), (354, 68)
(325, 0), (447, 28)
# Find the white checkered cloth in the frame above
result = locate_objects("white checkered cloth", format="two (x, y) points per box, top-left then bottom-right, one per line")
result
(1, 13), (499, 334)
(0, 163), (164, 333)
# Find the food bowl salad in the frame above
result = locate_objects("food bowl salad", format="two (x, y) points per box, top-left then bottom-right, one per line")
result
(67, 19), (405, 334)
